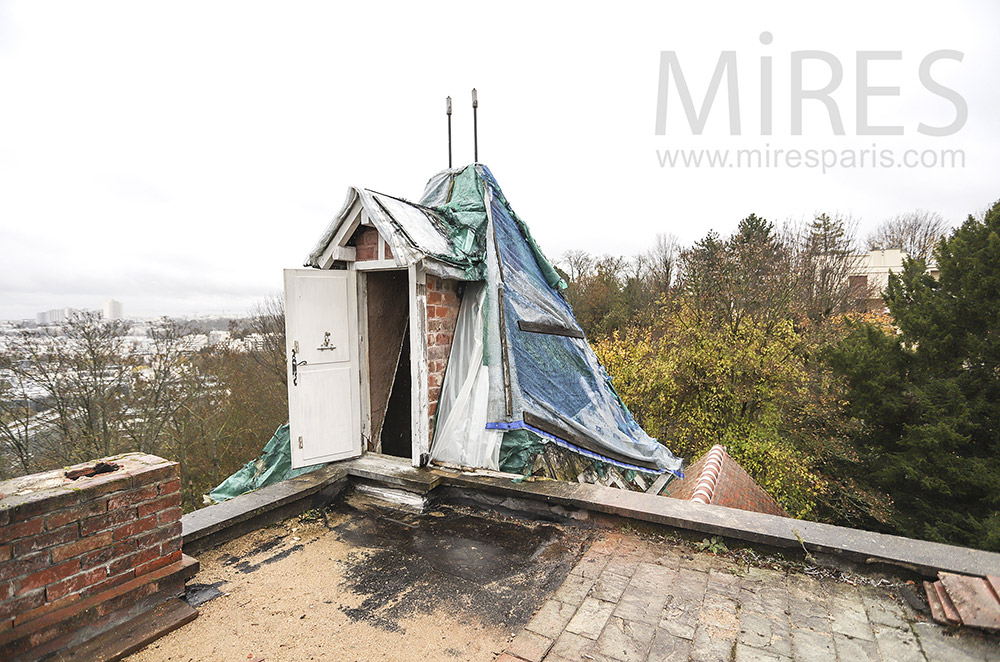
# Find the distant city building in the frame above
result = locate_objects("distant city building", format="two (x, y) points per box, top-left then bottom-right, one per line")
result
(180, 334), (209, 353)
(35, 308), (79, 325)
(208, 330), (231, 346)
(103, 299), (124, 320)
(849, 248), (940, 312)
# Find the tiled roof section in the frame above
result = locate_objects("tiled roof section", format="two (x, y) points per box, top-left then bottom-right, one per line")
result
(667, 445), (789, 517)
(925, 572), (1000, 631)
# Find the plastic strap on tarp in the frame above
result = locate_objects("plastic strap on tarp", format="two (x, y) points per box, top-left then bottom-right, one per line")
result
(486, 420), (683, 478)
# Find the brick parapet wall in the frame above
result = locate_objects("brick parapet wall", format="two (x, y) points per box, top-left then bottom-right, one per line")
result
(425, 275), (462, 435)
(0, 454), (182, 640)
(666, 449), (788, 518)
(712, 458), (788, 517)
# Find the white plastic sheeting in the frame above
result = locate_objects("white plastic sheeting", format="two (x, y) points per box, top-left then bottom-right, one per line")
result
(367, 191), (454, 259)
(429, 282), (503, 470)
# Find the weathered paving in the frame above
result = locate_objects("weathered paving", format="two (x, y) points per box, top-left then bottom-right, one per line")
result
(500, 532), (1000, 662)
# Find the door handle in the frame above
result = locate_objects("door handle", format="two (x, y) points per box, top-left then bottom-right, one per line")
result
(291, 348), (308, 386)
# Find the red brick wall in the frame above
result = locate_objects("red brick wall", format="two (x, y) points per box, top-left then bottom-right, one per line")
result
(712, 458), (788, 517)
(666, 449), (788, 517)
(425, 275), (462, 435)
(0, 455), (182, 635)
(353, 226), (380, 262)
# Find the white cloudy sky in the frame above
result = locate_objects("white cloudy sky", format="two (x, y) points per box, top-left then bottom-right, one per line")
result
(1, 1), (998, 320)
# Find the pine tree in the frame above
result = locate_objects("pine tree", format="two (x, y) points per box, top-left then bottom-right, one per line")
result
(829, 200), (1000, 550)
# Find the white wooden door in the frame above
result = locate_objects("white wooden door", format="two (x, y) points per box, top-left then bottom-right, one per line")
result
(284, 268), (361, 468)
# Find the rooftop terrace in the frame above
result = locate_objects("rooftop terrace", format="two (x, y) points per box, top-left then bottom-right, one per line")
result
(3, 453), (996, 661)
(128, 455), (999, 662)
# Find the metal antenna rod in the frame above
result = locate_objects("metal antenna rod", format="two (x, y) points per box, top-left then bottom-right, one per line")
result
(446, 96), (453, 168)
(471, 88), (478, 162)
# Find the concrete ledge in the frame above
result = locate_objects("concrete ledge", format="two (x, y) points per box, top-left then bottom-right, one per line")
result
(181, 465), (348, 555)
(180, 456), (433, 555)
(434, 470), (1000, 579)
(179, 453), (1000, 580)
(341, 454), (441, 493)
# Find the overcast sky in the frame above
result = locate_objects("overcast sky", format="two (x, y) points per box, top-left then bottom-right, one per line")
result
(1, 1), (998, 320)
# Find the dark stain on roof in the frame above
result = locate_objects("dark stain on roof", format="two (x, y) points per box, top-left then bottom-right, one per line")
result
(330, 498), (592, 634)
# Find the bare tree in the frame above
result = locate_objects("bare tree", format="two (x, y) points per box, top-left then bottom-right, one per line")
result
(122, 319), (196, 456)
(866, 210), (949, 261)
(0, 356), (38, 477)
(1, 314), (204, 471)
(789, 213), (864, 319)
(560, 250), (594, 284)
(644, 233), (679, 297)
(241, 294), (287, 386)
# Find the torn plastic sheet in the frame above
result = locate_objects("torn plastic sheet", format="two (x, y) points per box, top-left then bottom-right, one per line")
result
(498, 428), (546, 475)
(487, 420), (675, 475)
(429, 282), (503, 470)
(306, 165), (491, 281)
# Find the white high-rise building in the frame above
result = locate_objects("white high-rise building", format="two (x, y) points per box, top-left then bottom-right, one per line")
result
(103, 299), (124, 320)
(35, 307), (79, 325)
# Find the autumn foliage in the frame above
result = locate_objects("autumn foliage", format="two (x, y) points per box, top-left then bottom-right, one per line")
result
(574, 215), (894, 526)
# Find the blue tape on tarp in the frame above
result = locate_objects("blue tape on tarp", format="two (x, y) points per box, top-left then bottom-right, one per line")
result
(486, 420), (684, 478)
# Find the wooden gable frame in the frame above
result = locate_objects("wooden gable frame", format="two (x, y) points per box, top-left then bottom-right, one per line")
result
(313, 196), (413, 272)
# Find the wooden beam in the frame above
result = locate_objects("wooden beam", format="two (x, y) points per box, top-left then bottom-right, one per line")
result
(408, 262), (429, 467)
(646, 472), (672, 495)
(517, 320), (585, 339)
(330, 199), (363, 248)
(355, 259), (403, 271)
(317, 245), (357, 269)
(359, 271), (373, 452)
(497, 287), (513, 418)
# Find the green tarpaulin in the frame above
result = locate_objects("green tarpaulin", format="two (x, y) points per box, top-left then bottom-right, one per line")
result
(207, 424), (324, 503)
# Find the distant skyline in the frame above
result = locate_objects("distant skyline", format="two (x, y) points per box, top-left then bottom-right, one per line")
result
(7, 300), (248, 323)
(1, 1), (998, 320)
(12, 302), (244, 323)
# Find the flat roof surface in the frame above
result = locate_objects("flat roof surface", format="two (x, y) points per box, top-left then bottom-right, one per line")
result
(504, 531), (999, 662)
(130, 488), (999, 662)
(129, 492), (591, 662)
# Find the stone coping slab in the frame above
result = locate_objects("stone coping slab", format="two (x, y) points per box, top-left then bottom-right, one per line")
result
(182, 464), (348, 549)
(432, 467), (1000, 579)
(181, 453), (1000, 580)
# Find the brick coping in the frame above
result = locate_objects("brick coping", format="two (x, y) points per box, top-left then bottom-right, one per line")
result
(0, 453), (175, 524)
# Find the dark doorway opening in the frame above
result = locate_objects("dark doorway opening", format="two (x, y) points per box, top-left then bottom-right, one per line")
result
(365, 270), (411, 458)
(380, 320), (411, 457)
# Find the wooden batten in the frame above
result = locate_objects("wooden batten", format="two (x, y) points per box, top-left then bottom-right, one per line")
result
(358, 272), (373, 452)
(408, 262), (430, 467)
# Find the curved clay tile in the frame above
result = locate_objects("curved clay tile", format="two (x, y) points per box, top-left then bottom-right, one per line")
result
(689, 445), (727, 505)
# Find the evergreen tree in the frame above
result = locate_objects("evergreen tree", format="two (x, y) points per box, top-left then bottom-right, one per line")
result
(829, 201), (1000, 550)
